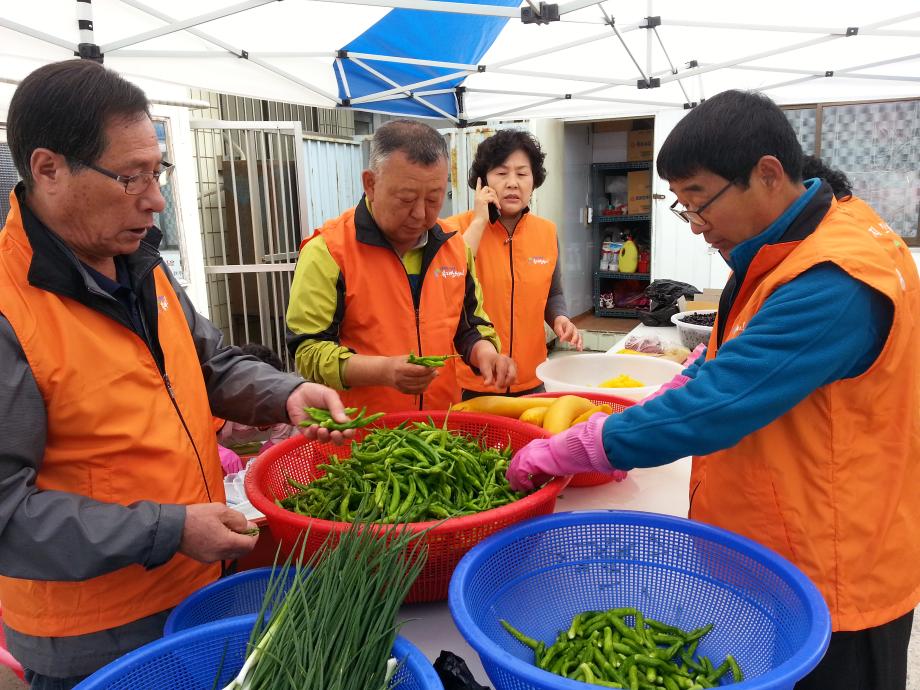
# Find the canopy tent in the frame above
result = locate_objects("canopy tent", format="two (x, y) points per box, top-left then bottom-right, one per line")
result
(2, 0), (920, 122)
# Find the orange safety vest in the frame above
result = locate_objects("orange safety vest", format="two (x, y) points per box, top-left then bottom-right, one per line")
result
(319, 208), (470, 412)
(690, 197), (920, 631)
(446, 211), (557, 392)
(0, 194), (223, 637)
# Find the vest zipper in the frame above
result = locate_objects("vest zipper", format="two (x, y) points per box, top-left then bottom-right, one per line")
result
(162, 373), (213, 502)
(506, 232), (515, 394)
(688, 480), (701, 519)
(415, 307), (424, 411)
(392, 247), (425, 412)
(133, 263), (213, 503)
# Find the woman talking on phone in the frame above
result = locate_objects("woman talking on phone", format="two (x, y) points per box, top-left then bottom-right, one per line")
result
(443, 129), (582, 400)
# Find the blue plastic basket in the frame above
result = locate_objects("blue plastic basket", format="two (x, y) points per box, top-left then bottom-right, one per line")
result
(449, 511), (831, 690)
(164, 566), (297, 635)
(75, 615), (443, 690)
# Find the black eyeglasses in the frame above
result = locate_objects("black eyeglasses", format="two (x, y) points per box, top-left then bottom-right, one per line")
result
(670, 180), (735, 226)
(77, 160), (174, 195)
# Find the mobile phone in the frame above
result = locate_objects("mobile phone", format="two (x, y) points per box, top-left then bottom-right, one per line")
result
(480, 176), (501, 223)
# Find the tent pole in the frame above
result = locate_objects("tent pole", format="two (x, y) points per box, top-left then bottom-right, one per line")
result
(115, 0), (340, 103)
(335, 59), (352, 100)
(599, 5), (652, 87)
(347, 53), (476, 71)
(0, 17), (76, 52)
(75, 0), (103, 61)
(657, 35), (839, 85)
(645, 0), (653, 78)
(490, 66), (635, 86)
(651, 28), (690, 104)
(100, 0), (277, 52)
(349, 70), (472, 105)
(349, 57), (459, 122)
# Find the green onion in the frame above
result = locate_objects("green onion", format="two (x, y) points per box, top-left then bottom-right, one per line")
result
(222, 512), (427, 689)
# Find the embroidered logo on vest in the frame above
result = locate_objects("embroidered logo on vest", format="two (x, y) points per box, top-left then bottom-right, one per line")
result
(528, 256), (549, 265)
(158, 295), (170, 311)
(434, 266), (464, 278)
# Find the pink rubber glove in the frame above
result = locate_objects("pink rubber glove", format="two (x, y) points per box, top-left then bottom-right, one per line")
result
(218, 445), (244, 476)
(684, 343), (707, 367)
(640, 374), (690, 404)
(507, 413), (615, 492)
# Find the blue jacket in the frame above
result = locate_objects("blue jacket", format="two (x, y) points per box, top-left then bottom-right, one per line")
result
(603, 180), (893, 469)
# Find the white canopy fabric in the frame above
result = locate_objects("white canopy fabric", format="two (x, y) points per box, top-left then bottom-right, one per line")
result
(1, 0), (919, 120)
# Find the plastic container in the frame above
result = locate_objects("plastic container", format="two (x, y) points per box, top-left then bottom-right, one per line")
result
(449, 511), (831, 690)
(521, 391), (635, 487)
(535, 353), (683, 401)
(75, 615), (442, 690)
(164, 566), (297, 635)
(671, 309), (716, 350)
(245, 412), (569, 603)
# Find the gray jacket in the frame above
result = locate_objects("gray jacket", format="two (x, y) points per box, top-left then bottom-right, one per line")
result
(0, 190), (304, 676)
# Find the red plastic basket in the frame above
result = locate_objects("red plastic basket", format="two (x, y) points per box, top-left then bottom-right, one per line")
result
(523, 391), (635, 487)
(244, 411), (568, 603)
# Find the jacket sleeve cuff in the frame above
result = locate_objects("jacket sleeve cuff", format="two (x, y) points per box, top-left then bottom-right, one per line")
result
(144, 503), (186, 570)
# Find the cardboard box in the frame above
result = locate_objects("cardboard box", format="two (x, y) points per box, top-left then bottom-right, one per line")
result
(627, 170), (651, 215)
(627, 129), (654, 162)
(678, 288), (723, 312)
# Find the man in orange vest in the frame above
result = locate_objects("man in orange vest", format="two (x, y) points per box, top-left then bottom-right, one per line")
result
(0, 60), (352, 686)
(286, 119), (516, 413)
(508, 90), (919, 689)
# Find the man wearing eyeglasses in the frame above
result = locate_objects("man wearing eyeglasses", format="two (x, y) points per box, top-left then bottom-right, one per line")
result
(0, 60), (354, 686)
(509, 90), (919, 690)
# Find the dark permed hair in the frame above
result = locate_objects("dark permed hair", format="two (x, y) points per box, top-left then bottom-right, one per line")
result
(467, 129), (547, 190)
(240, 342), (284, 371)
(801, 155), (853, 200)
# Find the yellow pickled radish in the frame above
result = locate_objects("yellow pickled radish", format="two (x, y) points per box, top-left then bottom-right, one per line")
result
(518, 406), (548, 427)
(598, 374), (645, 388)
(542, 395), (595, 434)
(569, 404), (613, 427)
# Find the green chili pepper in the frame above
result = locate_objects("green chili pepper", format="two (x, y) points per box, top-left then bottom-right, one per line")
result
(406, 352), (461, 368)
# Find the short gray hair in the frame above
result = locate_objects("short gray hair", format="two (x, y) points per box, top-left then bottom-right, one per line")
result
(368, 119), (449, 172)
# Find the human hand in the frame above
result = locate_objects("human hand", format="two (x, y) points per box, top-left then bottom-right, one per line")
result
(553, 315), (583, 351)
(179, 503), (258, 563)
(286, 382), (355, 444)
(506, 413), (616, 491)
(471, 341), (517, 390)
(388, 355), (439, 394)
(473, 178), (501, 223)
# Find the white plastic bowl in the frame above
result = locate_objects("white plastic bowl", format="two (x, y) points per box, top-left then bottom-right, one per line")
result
(671, 310), (716, 350)
(536, 353), (684, 401)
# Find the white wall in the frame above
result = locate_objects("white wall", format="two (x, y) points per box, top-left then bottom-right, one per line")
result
(649, 109), (719, 293)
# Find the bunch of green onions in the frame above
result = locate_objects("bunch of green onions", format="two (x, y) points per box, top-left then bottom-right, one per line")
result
(222, 516), (427, 690)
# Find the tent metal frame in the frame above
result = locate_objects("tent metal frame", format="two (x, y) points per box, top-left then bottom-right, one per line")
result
(3, 1), (920, 121)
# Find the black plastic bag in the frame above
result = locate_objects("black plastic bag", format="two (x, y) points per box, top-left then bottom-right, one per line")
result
(434, 650), (492, 690)
(637, 279), (701, 327)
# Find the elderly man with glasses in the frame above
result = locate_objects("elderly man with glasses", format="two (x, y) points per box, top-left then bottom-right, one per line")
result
(510, 90), (920, 690)
(0, 60), (353, 687)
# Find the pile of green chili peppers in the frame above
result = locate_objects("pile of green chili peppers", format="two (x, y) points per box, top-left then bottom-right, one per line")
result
(407, 352), (460, 368)
(501, 608), (743, 689)
(300, 406), (385, 431)
(279, 420), (522, 523)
